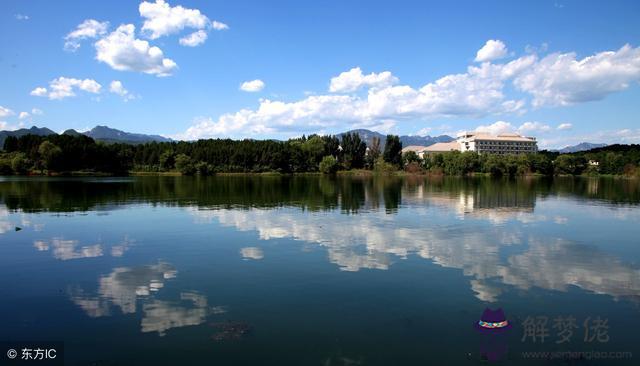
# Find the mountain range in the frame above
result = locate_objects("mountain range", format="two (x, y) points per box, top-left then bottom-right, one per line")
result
(0, 125), (171, 147)
(552, 142), (608, 153)
(339, 129), (454, 149)
(0, 125), (610, 153)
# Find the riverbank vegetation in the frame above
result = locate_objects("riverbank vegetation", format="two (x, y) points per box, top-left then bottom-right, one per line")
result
(1, 133), (639, 177)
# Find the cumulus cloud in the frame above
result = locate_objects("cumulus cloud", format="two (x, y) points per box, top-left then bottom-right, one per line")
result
(179, 30), (207, 47)
(19, 111), (30, 119)
(557, 123), (572, 130)
(139, 0), (209, 39)
(473, 120), (552, 136)
(329, 67), (399, 93)
(211, 20), (229, 30)
(31, 77), (102, 100)
(0, 106), (14, 118)
(475, 121), (515, 135)
(95, 24), (177, 76)
(64, 19), (109, 51)
(514, 44), (640, 106)
(109, 80), (136, 101)
(240, 79), (265, 92)
(32, 108), (43, 115)
(177, 43), (640, 140)
(475, 39), (509, 62)
(30, 87), (47, 97)
(15, 14), (29, 21)
(518, 121), (552, 134)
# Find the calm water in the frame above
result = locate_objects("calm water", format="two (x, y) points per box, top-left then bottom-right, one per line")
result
(1, 175), (639, 365)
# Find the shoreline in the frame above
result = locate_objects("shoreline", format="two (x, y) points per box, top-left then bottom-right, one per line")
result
(2, 170), (638, 179)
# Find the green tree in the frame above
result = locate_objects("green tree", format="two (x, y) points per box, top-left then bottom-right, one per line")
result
(365, 136), (381, 169)
(159, 150), (175, 171)
(38, 141), (62, 171)
(402, 150), (421, 165)
(319, 155), (339, 174)
(175, 154), (196, 175)
(11, 152), (30, 174)
(340, 133), (367, 169)
(383, 135), (402, 167)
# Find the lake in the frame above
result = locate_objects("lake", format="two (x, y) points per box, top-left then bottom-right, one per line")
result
(1, 175), (639, 365)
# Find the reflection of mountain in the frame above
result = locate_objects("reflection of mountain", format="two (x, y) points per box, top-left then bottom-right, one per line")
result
(191, 206), (640, 303)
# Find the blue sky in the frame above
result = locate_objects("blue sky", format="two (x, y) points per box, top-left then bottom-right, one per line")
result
(1, 0), (639, 148)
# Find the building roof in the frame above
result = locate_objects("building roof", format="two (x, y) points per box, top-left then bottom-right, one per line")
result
(423, 141), (460, 152)
(458, 132), (536, 142)
(401, 145), (428, 153)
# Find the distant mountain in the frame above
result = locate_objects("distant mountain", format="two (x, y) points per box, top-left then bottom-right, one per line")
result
(62, 129), (82, 137)
(554, 142), (608, 153)
(0, 125), (171, 149)
(83, 125), (172, 144)
(0, 126), (56, 148)
(339, 129), (454, 149)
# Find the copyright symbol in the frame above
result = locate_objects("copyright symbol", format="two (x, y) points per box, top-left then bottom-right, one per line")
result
(7, 348), (17, 359)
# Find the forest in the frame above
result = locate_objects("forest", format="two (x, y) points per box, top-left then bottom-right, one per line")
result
(1, 133), (639, 177)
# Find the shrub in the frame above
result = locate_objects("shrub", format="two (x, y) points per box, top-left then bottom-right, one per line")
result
(373, 157), (396, 174)
(319, 155), (339, 174)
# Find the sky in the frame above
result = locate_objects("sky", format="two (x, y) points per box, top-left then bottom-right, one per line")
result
(1, 0), (639, 149)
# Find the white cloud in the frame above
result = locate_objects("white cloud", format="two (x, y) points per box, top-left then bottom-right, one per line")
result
(30, 87), (47, 97)
(329, 67), (398, 93)
(557, 123), (572, 130)
(95, 24), (177, 77)
(211, 20), (229, 30)
(64, 19), (109, 51)
(473, 120), (552, 136)
(15, 14), (29, 21)
(139, 0), (209, 39)
(178, 44), (640, 140)
(475, 39), (509, 62)
(31, 77), (102, 100)
(240, 79), (265, 92)
(0, 106), (14, 118)
(518, 121), (551, 134)
(31, 108), (43, 115)
(0, 121), (18, 131)
(475, 121), (515, 135)
(514, 44), (640, 107)
(414, 127), (432, 136)
(179, 30), (207, 47)
(109, 80), (136, 101)
(19, 111), (30, 119)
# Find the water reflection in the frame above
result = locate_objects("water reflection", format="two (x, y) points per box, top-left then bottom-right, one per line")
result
(69, 262), (178, 316)
(240, 247), (264, 260)
(141, 291), (211, 336)
(32, 236), (133, 260)
(68, 262), (227, 336)
(1, 175), (639, 214)
(190, 206), (640, 303)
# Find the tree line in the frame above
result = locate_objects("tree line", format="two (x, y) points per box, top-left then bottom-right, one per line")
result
(1, 133), (639, 177)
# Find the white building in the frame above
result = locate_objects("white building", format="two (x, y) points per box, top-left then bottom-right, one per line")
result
(456, 132), (537, 155)
(401, 132), (538, 157)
